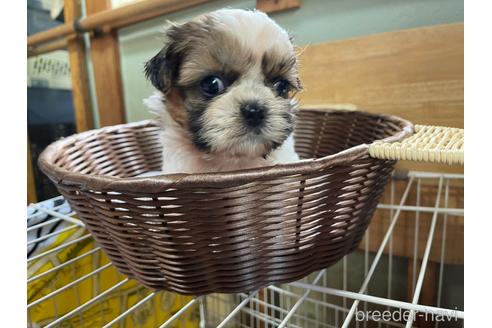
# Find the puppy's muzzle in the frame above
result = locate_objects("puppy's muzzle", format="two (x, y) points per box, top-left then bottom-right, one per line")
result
(240, 101), (266, 128)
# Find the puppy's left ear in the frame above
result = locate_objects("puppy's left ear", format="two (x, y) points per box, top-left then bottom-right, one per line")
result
(144, 49), (168, 91)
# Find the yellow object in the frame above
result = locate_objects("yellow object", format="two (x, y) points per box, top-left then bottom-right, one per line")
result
(27, 227), (197, 327)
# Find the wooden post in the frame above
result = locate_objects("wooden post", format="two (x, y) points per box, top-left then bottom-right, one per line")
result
(27, 138), (37, 204)
(256, 0), (300, 13)
(86, 0), (126, 126)
(64, 0), (94, 132)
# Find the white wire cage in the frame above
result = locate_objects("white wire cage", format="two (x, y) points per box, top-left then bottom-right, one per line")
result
(27, 170), (464, 328)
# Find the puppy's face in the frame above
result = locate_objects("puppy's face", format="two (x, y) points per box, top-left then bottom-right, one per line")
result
(145, 9), (301, 157)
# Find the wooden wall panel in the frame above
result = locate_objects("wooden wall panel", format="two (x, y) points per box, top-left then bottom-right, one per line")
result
(297, 23), (464, 174)
(298, 23), (463, 127)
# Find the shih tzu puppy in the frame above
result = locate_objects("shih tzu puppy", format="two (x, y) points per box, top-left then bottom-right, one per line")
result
(144, 8), (302, 174)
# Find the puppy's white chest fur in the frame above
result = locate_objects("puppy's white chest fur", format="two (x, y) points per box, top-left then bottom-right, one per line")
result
(144, 93), (299, 174)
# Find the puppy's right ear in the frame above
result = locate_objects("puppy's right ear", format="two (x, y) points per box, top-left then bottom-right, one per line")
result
(144, 25), (184, 93)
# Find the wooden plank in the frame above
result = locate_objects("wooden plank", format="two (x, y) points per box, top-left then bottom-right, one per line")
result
(28, 0), (211, 48)
(111, 0), (211, 30)
(27, 138), (37, 204)
(256, 0), (300, 13)
(298, 23), (464, 174)
(64, 0), (94, 132)
(298, 23), (463, 127)
(27, 39), (67, 58)
(86, 0), (126, 126)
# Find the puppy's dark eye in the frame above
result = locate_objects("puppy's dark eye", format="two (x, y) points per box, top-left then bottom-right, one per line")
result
(273, 79), (291, 98)
(200, 75), (225, 97)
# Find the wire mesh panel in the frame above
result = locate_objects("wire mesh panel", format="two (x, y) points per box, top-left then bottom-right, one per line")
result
(27, 171), (463, 328)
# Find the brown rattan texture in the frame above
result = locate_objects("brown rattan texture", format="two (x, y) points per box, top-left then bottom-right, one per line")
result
(39, 109), (413, 295)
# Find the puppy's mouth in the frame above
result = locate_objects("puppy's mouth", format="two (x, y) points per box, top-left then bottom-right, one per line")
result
(241, 130), (282, 157)
(210, 123), (291, 158)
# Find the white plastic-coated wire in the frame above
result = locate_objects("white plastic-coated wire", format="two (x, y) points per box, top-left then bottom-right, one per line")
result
(376, 204), (463, 216)
(242, 307), (288, 328)
(199, 297), (206, 328)
(157, 297), (200, 328)
(246, 293), (339, 328)
(412, 179), (421, 291)
(436, 180), (450, 328)
(30, 203), (84, 227)
(278, 269), (326, 328)
(102, 292), (156, 328)
(387, 179), (395, 323)
(288, 282), (464, 320)
(27, 247), (101, 283)
(27, 197), (66, 220)
(245, 305), (333, 328)
(265, 285), (353, 322)
(363, 227), (369, 328)
(270, 287), (275, 328)
(27, 234), (92, 262)
(27, 217), (62, 232)
(27, 224), (81, 246)
(216, 292), (258, 328)
(341, 176), (415, 328)
(404, 177), (444, 328)
(28, 262), (113, 309)
(407, 171), (463, 179)
(43, 278), (130, 328)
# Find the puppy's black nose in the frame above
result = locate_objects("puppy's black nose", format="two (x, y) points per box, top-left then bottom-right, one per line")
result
(240, 102), (266, 127)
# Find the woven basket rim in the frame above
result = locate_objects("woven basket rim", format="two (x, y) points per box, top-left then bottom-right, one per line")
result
(38, 108), (413, 192)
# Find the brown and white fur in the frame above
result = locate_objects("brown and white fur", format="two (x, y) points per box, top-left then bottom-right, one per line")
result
(144, 9), (302, 174)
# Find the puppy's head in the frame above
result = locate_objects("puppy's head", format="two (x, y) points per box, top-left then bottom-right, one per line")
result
(145, 9), (301, 157)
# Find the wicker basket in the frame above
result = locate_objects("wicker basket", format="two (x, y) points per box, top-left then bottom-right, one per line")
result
(39, 108), (414, 295)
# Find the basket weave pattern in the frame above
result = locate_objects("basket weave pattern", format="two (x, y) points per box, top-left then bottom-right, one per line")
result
(369, 124), (464, 165)
(39, 109), (412, 295)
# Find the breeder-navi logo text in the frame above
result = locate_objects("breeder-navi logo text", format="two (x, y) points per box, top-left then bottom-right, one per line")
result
(355, 308), (460, 323)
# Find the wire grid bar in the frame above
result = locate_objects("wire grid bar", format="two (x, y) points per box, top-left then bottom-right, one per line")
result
(158, 297), (202, 328)
(27, 171), (463, 328)
(27, 224), (81, 246)
(240, 296), (407, 328)
(287, 282), (463, 319)
(339, 175), (415, 327)
(27, 262), (113, 309)
(404, 177), (444, 327)
(277, 270), (326, 328)
(217, 292), (259, 328)
(27, 247), (102, 283)
(42, 279), (130, 328)
(102, 292), (156, 328)
(27, 233), (92, 263)
(27, 217), (63, 232)
(435, 180), (450, 328)
(30, 202), (84, 227)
